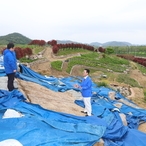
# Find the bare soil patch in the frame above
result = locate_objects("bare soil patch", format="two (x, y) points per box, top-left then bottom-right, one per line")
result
(17, 79), (84, 116)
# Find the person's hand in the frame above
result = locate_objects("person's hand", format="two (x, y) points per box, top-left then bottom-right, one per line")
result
(74, 84), (81, 88)
(13, 70), (17, 72)
(74, 84), (81, 89)
(74, 84), (78, 88)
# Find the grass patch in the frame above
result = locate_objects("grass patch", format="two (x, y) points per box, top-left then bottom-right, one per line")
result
(51, 61), (63, 71)
(137, 64), (146, 74)
(19, 57), (36, 63)
(57, 48), (90, 56)
(116, 74), (140, 87)
(106, 72), (117, 82)
(143, 88), (146, 103)
(97, 81), (108, 87)
(66, 53), (130, 73)
(100, 55), (129, 65)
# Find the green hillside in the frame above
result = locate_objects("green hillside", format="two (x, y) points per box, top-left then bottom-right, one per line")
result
(0, 32), (32, 45)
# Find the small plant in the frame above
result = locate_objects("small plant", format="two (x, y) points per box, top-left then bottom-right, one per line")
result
(51, 61), (63, 71)
(116, 74), (140, 87)
(57, 48), (89, 56)
(105, 47), (114, 54)
(97, 81), (108, 87)
(143, 88), (146, 103)
(137, 64), (146, 74)
(98, 47), (105, 53)
(19, 57), (35, 63)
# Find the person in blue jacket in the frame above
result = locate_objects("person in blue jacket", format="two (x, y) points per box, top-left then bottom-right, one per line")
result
(3, 43), (17, 91)
(75, 69), (92, 116)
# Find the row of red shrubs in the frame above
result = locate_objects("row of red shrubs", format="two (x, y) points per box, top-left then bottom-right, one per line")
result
(117, 54), (146, 67)
(26, 39), (97, 54)
(2, 47), (32, 59)
(28, 39), (106, 54)
(47, 40), (106, 54)
(1, 39), (106, 59)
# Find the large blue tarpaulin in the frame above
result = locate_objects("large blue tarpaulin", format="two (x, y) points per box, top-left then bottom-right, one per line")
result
(0, 90), (107, 146)
(0, 55), (6, 76)
(1, 63), (146, 145)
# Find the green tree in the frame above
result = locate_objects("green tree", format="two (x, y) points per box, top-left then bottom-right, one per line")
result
(106, 47), (114, 54)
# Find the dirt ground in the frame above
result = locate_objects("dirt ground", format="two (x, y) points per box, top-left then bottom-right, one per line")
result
(17, 47), (146, 145)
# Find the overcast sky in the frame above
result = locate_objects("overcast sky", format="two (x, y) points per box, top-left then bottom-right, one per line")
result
(0, 0), (146, 45)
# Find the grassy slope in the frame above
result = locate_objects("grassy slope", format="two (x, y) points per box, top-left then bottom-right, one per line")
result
(51, 49), (146, 106)
(54, 49), (146, 87)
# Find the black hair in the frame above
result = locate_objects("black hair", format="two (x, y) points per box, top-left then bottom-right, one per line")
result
(7, 43), (14, 49)
(84, 68), (90, 74)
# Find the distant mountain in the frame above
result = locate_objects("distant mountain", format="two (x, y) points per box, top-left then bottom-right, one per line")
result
(56, 40), (80, 44)
(102, 41), (132, 47)
(90, 41), (132, 47)
(57, 40), (132, 47)
(0, 33), (32, 45)
(0, 32), (133, 47)
(90, 42), (102, 46)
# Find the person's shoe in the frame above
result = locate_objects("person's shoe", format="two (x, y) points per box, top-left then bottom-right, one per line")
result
(85, 115), (90, 117)
(81, 111), (87, 114)
(85, 114), (92, 117)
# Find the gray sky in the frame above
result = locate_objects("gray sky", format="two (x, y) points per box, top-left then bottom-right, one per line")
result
(1, 0), (146, 45)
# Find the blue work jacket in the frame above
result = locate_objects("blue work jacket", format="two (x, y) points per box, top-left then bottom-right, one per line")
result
(3, 49), (17, 74)
(80, 76), (92, 97)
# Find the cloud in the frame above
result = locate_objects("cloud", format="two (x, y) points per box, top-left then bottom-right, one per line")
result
(0, 0), (146, 44)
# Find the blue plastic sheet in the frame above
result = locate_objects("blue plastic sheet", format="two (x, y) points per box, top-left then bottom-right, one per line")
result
(17, 64), (71, 92)
(0, 90), (106, 146)
(1, 64), (146, 145)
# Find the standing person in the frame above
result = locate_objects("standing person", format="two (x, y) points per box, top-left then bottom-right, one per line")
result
(75, 69), (92, 116)
(3, 43), (17, 91)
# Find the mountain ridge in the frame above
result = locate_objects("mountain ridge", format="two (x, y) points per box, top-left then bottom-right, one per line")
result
(57, 40), (132, 47)
(0, 32), (133, 46)
(0, 32), (32, 45)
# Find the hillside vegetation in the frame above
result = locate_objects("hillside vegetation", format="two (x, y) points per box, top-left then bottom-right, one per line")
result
(40, 48), (146, 103)
(51, 50), (146, 87)
(0, 32), (32, 45)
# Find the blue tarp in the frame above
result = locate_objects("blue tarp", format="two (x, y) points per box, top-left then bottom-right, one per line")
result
(1, 64), (146, 145)
(0, 90), (106, 146)
(0, 55), (6, 76)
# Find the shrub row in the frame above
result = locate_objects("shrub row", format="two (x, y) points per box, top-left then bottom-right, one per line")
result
(117, 54), (146, 67)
